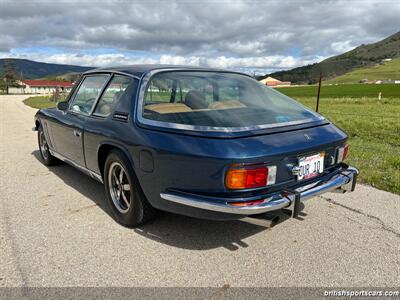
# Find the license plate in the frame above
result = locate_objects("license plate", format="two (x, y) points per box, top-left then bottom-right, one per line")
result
(297, 152), (324, 180)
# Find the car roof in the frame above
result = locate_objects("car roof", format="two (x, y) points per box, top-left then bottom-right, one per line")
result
(83, 64), (249, 79)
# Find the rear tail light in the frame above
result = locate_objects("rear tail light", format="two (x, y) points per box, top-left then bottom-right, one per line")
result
(337, 144), (349, 163)
(225, 165), (277, 190)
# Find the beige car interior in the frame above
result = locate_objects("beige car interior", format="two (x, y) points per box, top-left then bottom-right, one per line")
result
(208, 100), (246, 110)
(145, 90), (246, 114)
(145, 103), (193, 114)
(97, 91), (123, 115)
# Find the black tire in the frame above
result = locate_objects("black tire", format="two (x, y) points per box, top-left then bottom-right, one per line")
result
(37, 124), (59, 166)
(104, 150), (156, 227)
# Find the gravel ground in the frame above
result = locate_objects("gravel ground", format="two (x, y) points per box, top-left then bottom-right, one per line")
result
(0, 95), (399, 287)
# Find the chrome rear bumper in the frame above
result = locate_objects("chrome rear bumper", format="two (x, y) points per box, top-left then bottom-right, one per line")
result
(160, 165), (359, 216)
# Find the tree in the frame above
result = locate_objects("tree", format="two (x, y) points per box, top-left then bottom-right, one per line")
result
(0, 78), (6, 93)
(0, 59), (20, 94)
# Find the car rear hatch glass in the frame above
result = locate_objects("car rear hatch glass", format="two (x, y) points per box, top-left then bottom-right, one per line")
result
(138, 70), (325, 137)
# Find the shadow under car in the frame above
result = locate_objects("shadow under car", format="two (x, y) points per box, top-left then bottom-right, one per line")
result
(32, 150), (303, 251)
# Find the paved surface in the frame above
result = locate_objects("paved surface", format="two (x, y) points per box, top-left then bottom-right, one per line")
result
(0, 95), (399, 287)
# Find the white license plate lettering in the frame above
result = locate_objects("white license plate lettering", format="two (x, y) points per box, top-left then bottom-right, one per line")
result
(297, 153), (324, 180)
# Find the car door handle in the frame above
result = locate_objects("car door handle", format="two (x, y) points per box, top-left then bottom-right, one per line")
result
(73, 129), (82, 137)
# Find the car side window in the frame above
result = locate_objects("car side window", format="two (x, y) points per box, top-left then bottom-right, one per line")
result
(93, 75), (134, 117)
(70, 75), (110, 115)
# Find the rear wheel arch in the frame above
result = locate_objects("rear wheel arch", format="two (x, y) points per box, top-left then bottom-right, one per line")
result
(97, 143), (135, 180)
(37, 122), (59, 166)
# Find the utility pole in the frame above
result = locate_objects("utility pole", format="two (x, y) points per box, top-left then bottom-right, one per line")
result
(316, 72), (322, 112)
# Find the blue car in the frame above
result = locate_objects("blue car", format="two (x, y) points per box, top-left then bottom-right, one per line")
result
(34, 65), (358, 227)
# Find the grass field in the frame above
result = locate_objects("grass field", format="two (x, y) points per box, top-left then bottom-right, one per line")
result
(23, 96), (60, 109)
(277, 84), (400, 194)
(23, 86), (400, 194)
(294, 97), (399, 194)
(325, 58), (400, 84)
(275, 83), (400, 98)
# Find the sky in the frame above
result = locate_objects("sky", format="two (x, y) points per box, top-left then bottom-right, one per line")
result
(0, 0), (399, 74)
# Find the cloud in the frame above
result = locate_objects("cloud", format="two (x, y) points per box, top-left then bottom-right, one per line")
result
(0, 51), (325, 73)
(330, 41), (355, 54)
(0, 0), (399, 71)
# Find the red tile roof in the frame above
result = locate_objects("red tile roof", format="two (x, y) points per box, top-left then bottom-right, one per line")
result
(22, 80), (73, 87)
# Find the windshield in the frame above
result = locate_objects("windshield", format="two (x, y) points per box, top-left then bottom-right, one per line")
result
(140, 71), (323, 131)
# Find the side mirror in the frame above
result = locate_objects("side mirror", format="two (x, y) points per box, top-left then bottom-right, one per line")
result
(57, 101), (69, 111)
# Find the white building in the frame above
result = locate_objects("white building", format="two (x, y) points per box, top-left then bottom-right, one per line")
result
(8, 80), (74, 94)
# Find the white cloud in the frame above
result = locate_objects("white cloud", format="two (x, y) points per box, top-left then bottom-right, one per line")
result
(0, 0), (398, 71)
(330, 41), (355, 54)
(0, 51), (325, 71)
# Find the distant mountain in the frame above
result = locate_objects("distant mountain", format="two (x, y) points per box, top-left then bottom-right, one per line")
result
(0, 58), (93, 79)
(40, 71), (84, 82)
(261, 31), (400, 84)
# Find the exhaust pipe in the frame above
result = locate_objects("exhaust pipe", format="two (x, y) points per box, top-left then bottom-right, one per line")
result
(243, 212), (280, 228)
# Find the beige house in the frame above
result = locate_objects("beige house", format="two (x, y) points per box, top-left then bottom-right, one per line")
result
(8, 80), (74, 94)
(259, 76), (291, 87)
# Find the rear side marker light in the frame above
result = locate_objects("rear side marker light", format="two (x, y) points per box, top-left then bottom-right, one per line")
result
(337, 144), (349, 163)
(225, 165), (277, 190)
(228, 199), (265, 207)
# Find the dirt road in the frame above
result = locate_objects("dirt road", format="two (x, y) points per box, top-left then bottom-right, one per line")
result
(1, 95), (399, 287)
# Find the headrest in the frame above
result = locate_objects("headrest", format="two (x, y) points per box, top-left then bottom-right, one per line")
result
(184, 90), (208, 109)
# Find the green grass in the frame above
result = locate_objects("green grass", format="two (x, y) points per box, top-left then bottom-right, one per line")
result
(23, 96), (60, 109)
(276, 83), (400, 98)
(325, 58), (400, 84)
(295, 97), (400, 194)
(277, 84), (400, 194)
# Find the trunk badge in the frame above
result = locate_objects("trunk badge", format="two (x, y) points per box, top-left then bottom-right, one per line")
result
(304, 134), (312, 140)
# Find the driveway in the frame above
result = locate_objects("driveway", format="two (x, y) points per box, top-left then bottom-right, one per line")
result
(0, 95), (399, 287)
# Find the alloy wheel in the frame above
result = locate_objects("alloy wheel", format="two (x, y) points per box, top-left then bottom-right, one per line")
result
(108, 162), (132, 213)
(39, 130), (50, 160)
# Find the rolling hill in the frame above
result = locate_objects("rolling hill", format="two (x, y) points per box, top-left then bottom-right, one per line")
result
(262, 31), (400, 84)
(325, 58), (400, 84)
(0, 58), (93, 79)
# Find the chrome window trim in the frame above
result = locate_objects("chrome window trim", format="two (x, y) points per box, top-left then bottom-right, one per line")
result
(136, 69), (325, 133)
(83, 70), (141, 80)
